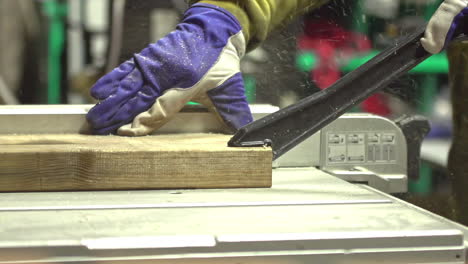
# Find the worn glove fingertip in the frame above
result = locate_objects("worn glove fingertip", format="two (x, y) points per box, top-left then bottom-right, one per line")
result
(117, 124), (152, 137)
(421, 37), (442, 54)
(85, 106), (105, 132)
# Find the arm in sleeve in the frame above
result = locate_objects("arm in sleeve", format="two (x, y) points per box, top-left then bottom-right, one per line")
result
(189, 0), (330, 50)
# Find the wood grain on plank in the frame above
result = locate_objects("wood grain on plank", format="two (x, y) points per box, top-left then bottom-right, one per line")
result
(0, 134), (272, 192)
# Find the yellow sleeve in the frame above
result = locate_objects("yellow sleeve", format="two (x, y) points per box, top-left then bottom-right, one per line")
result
(189, 0), (330, 50)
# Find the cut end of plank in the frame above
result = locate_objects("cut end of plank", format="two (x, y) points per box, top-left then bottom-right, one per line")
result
(0, 134), (272, 192)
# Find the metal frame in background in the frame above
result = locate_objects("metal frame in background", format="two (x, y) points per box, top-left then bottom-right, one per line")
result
(0, 75), (19, 105)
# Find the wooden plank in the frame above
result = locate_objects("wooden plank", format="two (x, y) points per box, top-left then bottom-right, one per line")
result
(0, 134), (272, 192)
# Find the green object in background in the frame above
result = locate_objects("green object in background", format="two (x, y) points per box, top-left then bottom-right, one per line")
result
(244, 74), (256, 103)
(296, 52), (318, 72)
(352, 0), (369, 36)
(296, 50), (449, 74)
(418, 74), (439, 115)
(409, 74), (438, 194)
(410, 162), (433, 195)
(424, 0), (443, 21)
(408, 0), (443, 196)
(43, 0), (67, 104)
(340, 50), (449, 74)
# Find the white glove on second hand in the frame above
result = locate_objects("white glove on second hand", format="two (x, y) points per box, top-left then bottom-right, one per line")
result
(422, 0), (468, 54)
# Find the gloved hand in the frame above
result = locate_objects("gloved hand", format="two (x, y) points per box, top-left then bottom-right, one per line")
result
(421, 0), (468, 54)
(86, 4), (253, 136)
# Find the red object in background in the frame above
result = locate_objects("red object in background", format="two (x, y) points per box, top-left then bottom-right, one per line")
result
(362, 94), (391, 116)
(299, 19), (390, 116)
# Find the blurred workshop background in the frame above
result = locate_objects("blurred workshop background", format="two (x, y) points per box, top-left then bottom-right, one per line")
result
(0, 0), (457, 220)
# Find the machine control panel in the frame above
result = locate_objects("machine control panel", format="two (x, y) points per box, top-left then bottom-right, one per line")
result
(327, 132), (397, 165)
(273, 113), (408, 193)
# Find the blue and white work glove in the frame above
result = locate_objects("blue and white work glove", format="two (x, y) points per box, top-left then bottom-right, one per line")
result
(422, 0), (468, 54)
(86, 4), (253, 135)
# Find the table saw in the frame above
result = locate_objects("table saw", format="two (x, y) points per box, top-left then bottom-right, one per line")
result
(2, 25), (468, 263)
(0, 104), (467, 264)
